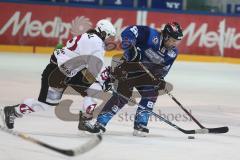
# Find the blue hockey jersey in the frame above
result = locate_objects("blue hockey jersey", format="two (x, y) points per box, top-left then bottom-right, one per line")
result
(121, 25), (178, 78)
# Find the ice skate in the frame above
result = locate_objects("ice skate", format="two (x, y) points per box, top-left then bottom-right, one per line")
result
(0, 105), (19, 129)
(133, 124), (149, 137)
(78, 111), (95, 131)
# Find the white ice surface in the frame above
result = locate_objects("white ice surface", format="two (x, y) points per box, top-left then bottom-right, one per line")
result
(0, 53), (239, 160)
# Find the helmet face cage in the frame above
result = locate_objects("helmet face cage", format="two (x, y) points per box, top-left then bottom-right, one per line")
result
(163, 22), (183, 40)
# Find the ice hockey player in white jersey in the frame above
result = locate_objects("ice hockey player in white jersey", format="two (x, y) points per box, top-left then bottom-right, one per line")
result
(0, 19), (116, 130)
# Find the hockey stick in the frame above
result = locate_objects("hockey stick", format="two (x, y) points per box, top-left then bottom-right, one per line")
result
(138, 62), (229, 134)
(166, 92), (228, 133)
(0, 125), (102, 156)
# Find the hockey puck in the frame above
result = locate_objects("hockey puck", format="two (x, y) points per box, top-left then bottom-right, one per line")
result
(188, 136), (195, 139)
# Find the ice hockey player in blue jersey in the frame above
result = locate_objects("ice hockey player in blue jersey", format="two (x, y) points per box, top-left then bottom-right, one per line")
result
(83, 22), (183, 136)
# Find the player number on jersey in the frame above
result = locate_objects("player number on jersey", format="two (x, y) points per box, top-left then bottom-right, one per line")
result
(147, 101), (154, 109)
(67, 35), (81, 51)
(130, 26), (138, 38)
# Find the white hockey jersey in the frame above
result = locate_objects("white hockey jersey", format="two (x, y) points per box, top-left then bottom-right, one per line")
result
(54, 33), (105, 78)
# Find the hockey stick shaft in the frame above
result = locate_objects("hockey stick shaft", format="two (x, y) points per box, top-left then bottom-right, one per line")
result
(166, 92), (205, 128)
(0, 125), (102, 156)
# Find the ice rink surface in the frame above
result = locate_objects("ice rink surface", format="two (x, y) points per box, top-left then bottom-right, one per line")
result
(0, 53), (239, 160)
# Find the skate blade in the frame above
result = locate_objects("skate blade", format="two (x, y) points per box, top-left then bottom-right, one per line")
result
(77, 130), (103, 136)
(133, 129), (148, 137)
(0, 107), (6, 127)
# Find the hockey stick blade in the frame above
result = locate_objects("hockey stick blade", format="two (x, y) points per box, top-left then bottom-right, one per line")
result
(146, 110), (229, 135)
(0, 125), (102, 156)
(206, 126), (229, 134)
(190, 126), (229, 134)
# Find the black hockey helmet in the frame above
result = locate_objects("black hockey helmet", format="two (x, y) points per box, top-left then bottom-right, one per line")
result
(162, 22), (183, 40)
